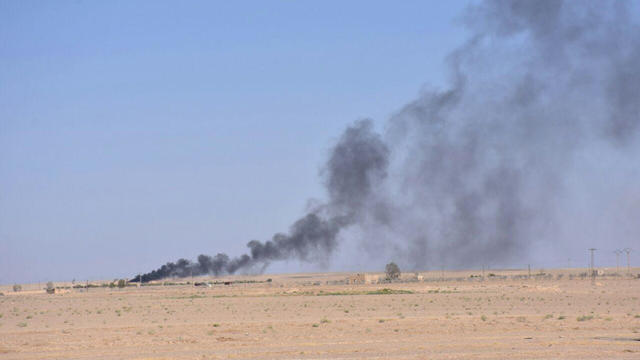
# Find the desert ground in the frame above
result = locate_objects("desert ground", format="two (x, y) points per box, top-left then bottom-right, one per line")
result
(1, 268), (639, 359)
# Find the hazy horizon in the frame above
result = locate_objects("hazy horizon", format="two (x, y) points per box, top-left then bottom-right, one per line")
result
(2, 1), (639, 284)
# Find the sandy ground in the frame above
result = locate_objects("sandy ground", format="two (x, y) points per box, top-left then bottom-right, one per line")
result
(1, 269), (639, 359)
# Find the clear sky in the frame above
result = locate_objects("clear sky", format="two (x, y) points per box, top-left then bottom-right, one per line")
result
(1, 1), (471, 284)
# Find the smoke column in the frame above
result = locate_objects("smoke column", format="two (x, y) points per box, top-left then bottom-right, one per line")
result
(133, 120), (388, 282)
(133, 0), (640, 282)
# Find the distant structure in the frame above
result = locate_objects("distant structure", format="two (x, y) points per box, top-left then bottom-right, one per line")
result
(623, 248), (632, 275)
(346, 273), (379, 285)
(588, 248), (597, 284)
(614, 249), (623, 273)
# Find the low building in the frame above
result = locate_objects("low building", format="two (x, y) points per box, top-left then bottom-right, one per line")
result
(346, 273), (379, 284)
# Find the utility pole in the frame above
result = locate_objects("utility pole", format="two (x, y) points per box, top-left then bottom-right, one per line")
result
(614, 250), (623, 273)
(588, 248), (597, 284)
(528, 264), (531, 279)
(623, 248), (632, 275)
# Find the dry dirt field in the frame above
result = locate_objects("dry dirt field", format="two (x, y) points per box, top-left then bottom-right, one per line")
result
(1, 269), (639, 359)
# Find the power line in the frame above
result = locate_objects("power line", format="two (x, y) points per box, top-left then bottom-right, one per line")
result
(614, 249), (623, 273)
(623, 248), (632, 275)
(588, 248), (597, 284)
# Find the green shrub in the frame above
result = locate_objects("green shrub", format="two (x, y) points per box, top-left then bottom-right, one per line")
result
(385, 262), (401, 280)
(577, 315), (594, 321)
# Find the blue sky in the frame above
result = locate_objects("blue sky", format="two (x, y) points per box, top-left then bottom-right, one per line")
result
(1, 1), (470, 283)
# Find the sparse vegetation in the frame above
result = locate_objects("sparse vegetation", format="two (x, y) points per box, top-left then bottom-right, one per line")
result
(13, 284), (22, 292)
(117, 279), (126, 288)
(315, 288), (413, 296)
(367, 288), (412, 295)
(385, 262), (401, 280)
(2, 268), (637, 358)
(577, 315), (594, 322)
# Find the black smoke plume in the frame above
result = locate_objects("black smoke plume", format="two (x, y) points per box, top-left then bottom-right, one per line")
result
(133, 120), (388, 282)
(134, 0), (640, 282)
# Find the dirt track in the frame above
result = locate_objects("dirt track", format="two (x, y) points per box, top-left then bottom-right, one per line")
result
(1, 269), (639, 359)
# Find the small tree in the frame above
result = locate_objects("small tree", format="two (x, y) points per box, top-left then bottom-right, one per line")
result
(13, 284), (22, 292)
(117, 279), (126, 288)
(385, 262), (401, 280)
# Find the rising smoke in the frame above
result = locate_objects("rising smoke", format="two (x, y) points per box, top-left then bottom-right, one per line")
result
(133, 0), (640, 282)
(133, 120), (388, 282)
